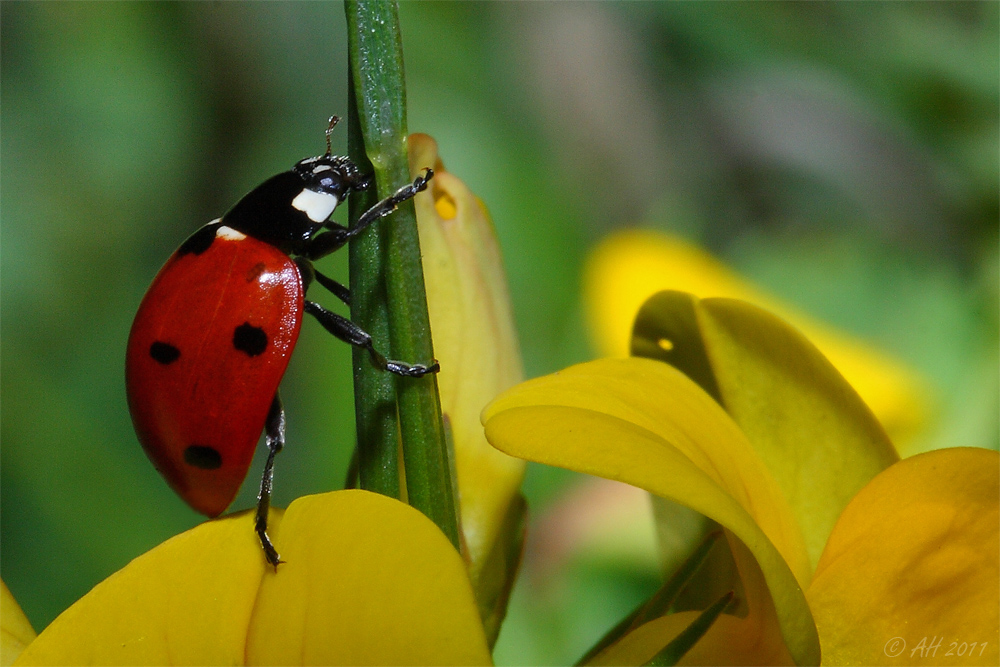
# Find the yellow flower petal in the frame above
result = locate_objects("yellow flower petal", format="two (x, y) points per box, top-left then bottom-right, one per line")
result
(483, 357), (819, 665)
(409, 134), (526, 594)
(584, 230), (932, 448)
(247, 490), (491, 666)
(633, 292), (899, 571)
(15, 509), (277, 665)
(2, 581), (36, 666)
(16, 491), (490, 666)
(807, 448), (999, 666)
(588, 610), (793, 666)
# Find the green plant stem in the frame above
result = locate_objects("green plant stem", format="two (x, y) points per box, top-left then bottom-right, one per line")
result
(345, 0), (459, 549)
(347, 67), (400, 500)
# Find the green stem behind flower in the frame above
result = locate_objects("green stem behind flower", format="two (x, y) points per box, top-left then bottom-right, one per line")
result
(642, 591), (735, 667)
(344, 0), (459, 550)
(577, 530), (722, 665)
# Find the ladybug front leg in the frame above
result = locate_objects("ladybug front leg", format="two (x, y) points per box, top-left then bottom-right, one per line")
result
(302, 168), (434, 262)
(255, 393), (285, 567)
(304, 300), (439, 377)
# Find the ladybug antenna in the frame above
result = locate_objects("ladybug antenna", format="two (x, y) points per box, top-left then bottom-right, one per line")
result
(324, 116), (340, 157)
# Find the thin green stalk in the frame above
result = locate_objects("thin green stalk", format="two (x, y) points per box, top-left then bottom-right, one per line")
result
(347, 69), (400, 500)
(345, 0), (459, 549)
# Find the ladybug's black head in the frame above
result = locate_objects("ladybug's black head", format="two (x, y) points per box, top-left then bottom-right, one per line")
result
(290, 116), (371, 207)
(292, 155), (369, 201)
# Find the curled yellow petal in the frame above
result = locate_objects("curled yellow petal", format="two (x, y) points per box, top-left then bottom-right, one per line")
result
(633, 292), (899, 570)
(585, 230), (931, 448)
(807, 448), (999, 666)
(2, 580), (36, 666)
(15, 509), (277, 665)
(409, 134), (525, 591)
(483, 357), (818, 664)
(247, 490), (491, 666)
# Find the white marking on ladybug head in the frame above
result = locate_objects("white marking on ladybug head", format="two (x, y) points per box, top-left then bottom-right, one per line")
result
(216, 225), (247, 241)
(292, 188), (339, 223)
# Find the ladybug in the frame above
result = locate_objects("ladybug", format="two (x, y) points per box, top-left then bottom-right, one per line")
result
(126, 117), (436, 565)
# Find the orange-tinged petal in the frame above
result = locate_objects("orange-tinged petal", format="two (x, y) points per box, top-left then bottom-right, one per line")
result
(483, 357), (819, 665)
(589, 533), (799, 666)
(589, 609), (794, 666)
(807, 448), (999, 666)
(247, 490), (491, 666)
(409, 134), (525, 589)
(585, 230), (931, 448)
(2, 580), (36, 666)
(15, 509), (277, 666)
(633, 292), (899, 571)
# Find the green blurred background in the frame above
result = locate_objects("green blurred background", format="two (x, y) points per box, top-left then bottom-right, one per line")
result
(2, 2), (996, 663)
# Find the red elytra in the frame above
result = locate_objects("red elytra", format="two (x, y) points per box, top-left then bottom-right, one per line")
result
(126, 226), (303, 516)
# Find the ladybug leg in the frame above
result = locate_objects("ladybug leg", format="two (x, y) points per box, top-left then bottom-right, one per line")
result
(304, 300), (439, 377)
(353, 168), (434, 232)
(302, 223), (350, 260)
(295, 257), (351, 306)
(255, 393), (285, 567)
(313, 269), (351, 306)
(302, 169), (434, 262)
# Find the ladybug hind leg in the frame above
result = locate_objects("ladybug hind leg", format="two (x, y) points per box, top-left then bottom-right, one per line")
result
(304, 300), (439, 377)
(255, 392), (285, 567)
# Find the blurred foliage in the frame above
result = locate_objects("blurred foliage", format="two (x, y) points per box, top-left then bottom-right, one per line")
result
(1, 2), (996, 665)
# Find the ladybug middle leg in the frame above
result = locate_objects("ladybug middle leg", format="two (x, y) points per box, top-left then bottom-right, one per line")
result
(295, 258), (351, 306)
(304, 300), (439, 377)
(312, 269), (351, 305)
(255, 392), (285, 567)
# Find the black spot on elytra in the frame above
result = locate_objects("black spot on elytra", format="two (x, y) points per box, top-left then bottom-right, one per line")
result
(246, 262), (267, 282)
(149, 341), (181, 364)
(184, 445), (222, 470)
(233, 322), (268, 356)
(177, 223), (220, 257)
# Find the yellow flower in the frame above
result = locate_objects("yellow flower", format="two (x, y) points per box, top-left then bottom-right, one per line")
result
(11, 491), (491, 665)
(409, 133), (526, 635)
(584, 230), (932, 450)
(2, 581), (36, 666)
(484, 291), (998, 665)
